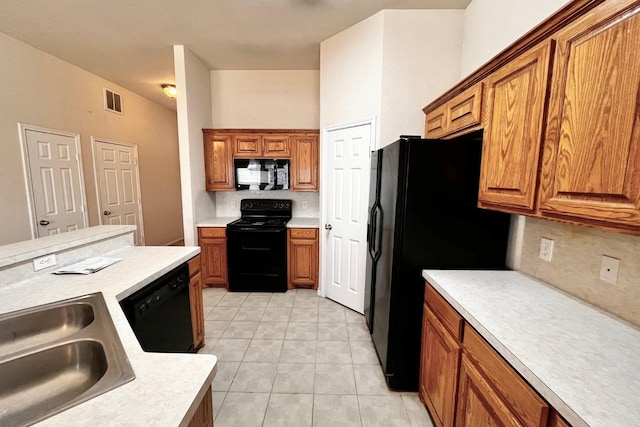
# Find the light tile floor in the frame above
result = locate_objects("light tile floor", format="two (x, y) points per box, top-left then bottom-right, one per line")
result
(198, 287), (434, 427)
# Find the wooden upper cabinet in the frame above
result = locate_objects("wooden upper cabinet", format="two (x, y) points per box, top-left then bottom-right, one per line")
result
(424, 84), (483, 139)
(263, 135), (291, 158)
(291, 133), (319, 191)
(203, 130), (234, 191)
(479, 42), (553, 212)
(233, 134), (262, 157)
(539, 1), (640, 232)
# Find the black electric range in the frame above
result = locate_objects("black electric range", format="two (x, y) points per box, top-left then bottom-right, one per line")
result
(227, 199), (292, 292)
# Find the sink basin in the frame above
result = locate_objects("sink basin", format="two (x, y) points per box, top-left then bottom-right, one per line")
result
(0, 302), (95, 357)
(0, 293), (135, 427)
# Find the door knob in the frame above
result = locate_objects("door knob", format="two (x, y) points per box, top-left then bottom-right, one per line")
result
(325, 224), (332, 230)
(103, 210), (111, 216)
(39, 220), (50, 226)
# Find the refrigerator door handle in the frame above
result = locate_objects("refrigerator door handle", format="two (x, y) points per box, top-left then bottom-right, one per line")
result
(372, 204), (383, 262)
(368, 206), (377, 258)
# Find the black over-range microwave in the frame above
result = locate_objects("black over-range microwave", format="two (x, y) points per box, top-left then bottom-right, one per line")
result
(234, 159), (290, 191)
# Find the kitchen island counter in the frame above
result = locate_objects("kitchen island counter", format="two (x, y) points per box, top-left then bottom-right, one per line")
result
(0, 227), (216, 426)
(422, 269), (640, 427)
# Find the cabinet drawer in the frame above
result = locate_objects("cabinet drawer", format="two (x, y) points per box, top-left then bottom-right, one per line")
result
(425, 284), (463, 341)
(198, 227), (226, 239)
(233, 134), (262, 157)
(289, 228), (318, 239)
(188, 255), (201, 277)
(425, 104), (448, 138)
(464, 326), (549, 427)
(446, 83), (483, 135)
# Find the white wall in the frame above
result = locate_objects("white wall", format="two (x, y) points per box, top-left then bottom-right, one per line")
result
(174, 46), (215, 246)
(211, 70), (319, 129)
(460, 0), (571, 77)
(320, 12), (384, 142)
(379, 10), (464, 145)
(0, 32), (183, 246)
(321, 10), (465, 149)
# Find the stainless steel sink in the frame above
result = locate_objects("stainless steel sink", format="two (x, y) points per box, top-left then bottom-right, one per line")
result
(0, 293), (135, 427)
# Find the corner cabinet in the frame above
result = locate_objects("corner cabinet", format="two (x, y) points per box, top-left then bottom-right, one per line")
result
(203, 130), (234, 191)
(188, 255), (205, 351)
(198, 227), (229, 288)
(478, 42), (552, 213)
(287, 228), (319, 290)
(539, 1), (640, 231)
(290, 133), (319, 191)
(420, 286), (463, 427)
(420, 282), (554, 427)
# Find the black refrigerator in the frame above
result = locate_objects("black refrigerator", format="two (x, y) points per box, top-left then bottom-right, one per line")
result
(364, 132), (510, 391)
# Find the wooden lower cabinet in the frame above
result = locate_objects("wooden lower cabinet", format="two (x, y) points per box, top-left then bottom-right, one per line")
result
(188, 255), (205, 351)
(421, 283), (558, 427)
(198, 227), (228, 288)
(287, 228), (319, 289)
(188, 386), (214, 427)
(420, 302), (461, 427)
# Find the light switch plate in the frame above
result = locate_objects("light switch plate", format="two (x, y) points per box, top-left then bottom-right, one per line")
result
(600, 255), (620, 284)
(33, 254), (57, 271)
(539, 238), (554, 262)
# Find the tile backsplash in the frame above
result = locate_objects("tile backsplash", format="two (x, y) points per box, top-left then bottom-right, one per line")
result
(215, 191), (320, 218)
(519, 217), (640, 327)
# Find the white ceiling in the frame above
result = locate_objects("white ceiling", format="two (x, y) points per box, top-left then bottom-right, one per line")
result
(0, 0), (471, 109)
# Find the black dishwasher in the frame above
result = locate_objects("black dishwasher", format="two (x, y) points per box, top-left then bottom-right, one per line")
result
(119, 263), (195, 353)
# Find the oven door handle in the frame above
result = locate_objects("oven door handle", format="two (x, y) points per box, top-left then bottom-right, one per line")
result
(231, 228), (286, 233)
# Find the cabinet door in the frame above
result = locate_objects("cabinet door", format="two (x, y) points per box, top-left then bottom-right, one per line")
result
(539, 2), (640, 231)
(199, 230), (229, 287)
(456, 355), (522, 427)
(188, 386), (214, 427)
(287, 228), (319, 289)
(425, 104), (448, 139)
(189, 270), (205, 350)
(233, 134), (262, 157)
(420, 304), (461, 427)
(479, 42), (552, 212)
(263, 135), (291, 158)
(203, 131), (234, 191)
(291, 134), (319, 191)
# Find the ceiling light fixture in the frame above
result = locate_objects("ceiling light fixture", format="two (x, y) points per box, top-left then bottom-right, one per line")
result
(161, 84), (177, 99)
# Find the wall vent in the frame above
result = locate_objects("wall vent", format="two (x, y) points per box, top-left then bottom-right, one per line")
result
(103, 88), (123, 114)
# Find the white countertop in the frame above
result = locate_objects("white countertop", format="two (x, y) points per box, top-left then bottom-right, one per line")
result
(196, 217), (239, 227)
(422, 269), (640, 427)
(196, 217), (319, 228)
(1, 244), (217, 426)
(287, 217), (319, 228)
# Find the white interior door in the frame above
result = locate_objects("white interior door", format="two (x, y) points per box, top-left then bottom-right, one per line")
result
(323, 122), (372, 313)
(93, 139), (145, 245)
(23, 128), (87, 237)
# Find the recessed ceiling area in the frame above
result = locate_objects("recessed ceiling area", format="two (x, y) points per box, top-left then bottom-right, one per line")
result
(0, 0), (472, 109)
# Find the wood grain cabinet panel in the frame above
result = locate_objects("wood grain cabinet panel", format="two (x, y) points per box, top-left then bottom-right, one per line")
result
(287, 228), (319, 289)
(539, 1), (640, 232)
(203, 131), (234, 191)
(188, 255), (204, 350)
(420, 303), (462, 427)
(233, 134), (262, 157)
(425, 104), (449, 139)
(188, 386), (214, 427)
(479, 42), (553, 212)
(263, 135), (291, 158)
(290, 134), (319, 191)
(198, 227), (228, 288)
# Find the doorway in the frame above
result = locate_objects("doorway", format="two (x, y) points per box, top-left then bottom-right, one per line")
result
(92, 138), (145, 245)
(19, 124), (88, 238)
(321, 120), (374, 313)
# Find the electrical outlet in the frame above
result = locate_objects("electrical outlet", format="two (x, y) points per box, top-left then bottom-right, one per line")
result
(600, 255), (620, 284)
(231, 199), (238, 209)
(33, 254), (57, 271)
(302, 201), (308, 210)
(539, 238), (554, 262)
